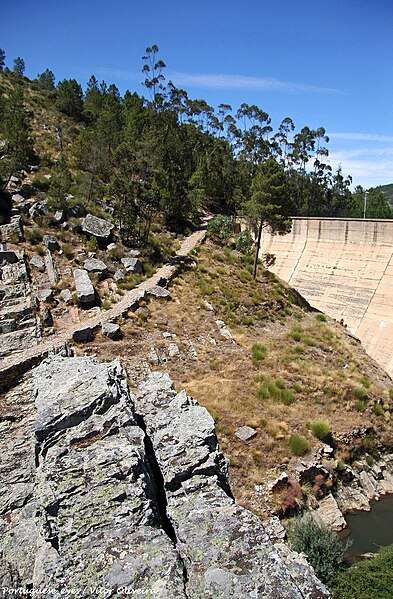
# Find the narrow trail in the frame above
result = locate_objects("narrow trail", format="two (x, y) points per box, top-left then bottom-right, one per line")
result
(0, 227), (207, 391)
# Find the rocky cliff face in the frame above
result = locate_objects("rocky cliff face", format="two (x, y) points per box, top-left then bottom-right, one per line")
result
(0, 356), (329, 598)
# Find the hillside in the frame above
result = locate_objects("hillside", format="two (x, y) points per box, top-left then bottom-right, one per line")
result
(375, 183), (393, 206)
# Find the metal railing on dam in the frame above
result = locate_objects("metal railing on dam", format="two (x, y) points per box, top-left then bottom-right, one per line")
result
(259, 217), (393, 378)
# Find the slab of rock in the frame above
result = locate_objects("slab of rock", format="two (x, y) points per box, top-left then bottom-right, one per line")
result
(73, 268), (95, 304)
(60, 289), (72, 303)
(121, 256), (143, 273)
(135, 373), (329, 598)
(101, 322), (121, 340)
(83, 257), (107, 273)
(314, 493), (347, 531)
(41, 306), (53, 327)
(72, 325), (94, 343)
(168, 342), (180, 357)
(29, 255), (45, 270)
(235, 425), (257, 442)
(82, 213), (114, 240)
(215, 319), (233, 341)
(43, 235), (59, 252)
(114, 268), (126, 282)
(39, 288), (54, 303)
(107, 242), (117, 251)
(147, 285), (171, 299)
(54, 210), (65, 223)
(29, 201), (48, 221)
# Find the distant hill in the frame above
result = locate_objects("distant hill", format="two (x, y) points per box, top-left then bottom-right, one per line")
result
(374, 183), (393, 206)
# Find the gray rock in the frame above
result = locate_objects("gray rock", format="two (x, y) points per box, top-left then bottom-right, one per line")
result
(147, 285), (171, 299)
(101, 322), (121, 339)
(73, 268), (95, 304)
(82, 213), (114, 240)
(168, 342), (180, 357)
(29, 255), (45, 270)
(127, 249), (141, 258)
(106, 242), (117, 252)
(72, 325), (94, 343)
(83, 258), (107, 273)
(29, 201), (48, 221)
(121, 256), (143, 273)
(114, 268), (126, 282)
(41, 306), (53, 327)
(39, 288), (54, 303)
(10, 175), (20, 184)
(0, 216), (23, 241)
(314, 493), (347, 531)
(12, 193), (25, 204)
(60, 289), (72, 303)
(215, 319), (233, 340)
(135, 373), (329, 598)
(54, 210), (65, 223)
(235, 425), (257, 442)
(43, 235), (59, 252)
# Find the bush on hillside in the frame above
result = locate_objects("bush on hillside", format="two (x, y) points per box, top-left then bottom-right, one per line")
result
(310, 420), (331, 441)
(332, 544), (393, 599)
(289, 434), (309, 456)
(207, 215), (234, 242)
(288, 512), (348, 585)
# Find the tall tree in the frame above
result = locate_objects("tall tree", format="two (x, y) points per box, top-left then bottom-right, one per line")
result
(56, 79), (84, 119)
(142, 44), (166, 109)
(13, 57), (25, 77)
(0, 86), (34, 189)
(36, 68), (55, 90)
(243, 158), (291, 278)
(0, 49), (5, 71)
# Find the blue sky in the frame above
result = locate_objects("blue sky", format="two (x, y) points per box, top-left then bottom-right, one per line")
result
(2, 0), (393, 189)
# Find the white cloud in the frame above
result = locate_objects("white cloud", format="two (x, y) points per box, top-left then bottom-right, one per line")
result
(329, 132), (393, 143)
(170, 72), (342, 94)
(327, 151), (393, 188)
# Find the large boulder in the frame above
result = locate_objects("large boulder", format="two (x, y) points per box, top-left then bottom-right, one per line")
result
(121, 256), (143, 273)
(82, 213), (114, 240)
(83, 257), (107, 273)
(73, 268), (95, 304)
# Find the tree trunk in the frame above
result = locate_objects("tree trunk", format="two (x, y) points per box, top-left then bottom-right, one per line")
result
(252, 218), (264, 279)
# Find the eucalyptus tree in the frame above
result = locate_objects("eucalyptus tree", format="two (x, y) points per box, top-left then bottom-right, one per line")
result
(13, 57), (25, 77)
(142, 44), (167, 109)
(0, 49), (5, 71)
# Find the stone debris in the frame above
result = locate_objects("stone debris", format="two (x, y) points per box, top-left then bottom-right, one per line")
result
(42, 235), (59, 252)
(72, 325), (94, 343)
(41, 306), (53, 328)
(314, 493), (347, 531)
(29, 255), (45, 270)
(146, 285), (171, 299)
(114, 268), (126, 282)
(73, 268), (95, 304)
(0, 215), (23, 241)
(235, 425), (258, 442)
(168, 342), (180, 357)
(54, 210), (65, 223)
(82, 213), (114, 240)
(29, 201), (48, 221)
(101, 321), (121, 340)
(83, 257), (107, 273)
(39, 288), (54, 303)
(121, 256), (143, 273)
(60, 289), (72, 303)
(215, 319), (234, 340)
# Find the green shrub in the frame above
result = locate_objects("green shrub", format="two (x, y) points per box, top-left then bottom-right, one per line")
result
(25, 227), (43, 245)
(310, 420), (331, 441)
(31, 174), (50, 190)
(303, 336), (316, 346)
(372, 403), (384, 416)
(289, 434), (309, 456)
(360, 376), (370, 389)
(234, 230), (253, 253)
(86, 236), (98, 252)
(288, 512), (348, 585)
(315, 313), (327, 322)
(362, 435), (378, 456)
(207, 215), (234, 242)
(291, 331), (302, 342)
(332, 544), (393, 599)
(252, 344), (267, 364)
(354, 400), (366, 412)
(353, 387), (367, 400)
(62, 243), (74, 259)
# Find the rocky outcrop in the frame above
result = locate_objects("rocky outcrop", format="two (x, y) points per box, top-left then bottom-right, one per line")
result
(0, 356), (329, 598)
(82, 214), (114, 241)
(73, 268), (95, 304)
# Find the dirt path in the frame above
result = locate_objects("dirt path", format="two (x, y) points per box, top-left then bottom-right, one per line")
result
(0, 227), (207, 391)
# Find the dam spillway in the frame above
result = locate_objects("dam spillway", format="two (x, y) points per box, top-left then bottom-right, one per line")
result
(259, 217), (393, 378)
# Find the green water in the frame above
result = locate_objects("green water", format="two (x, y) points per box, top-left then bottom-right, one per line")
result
(343, 494), (393, 558)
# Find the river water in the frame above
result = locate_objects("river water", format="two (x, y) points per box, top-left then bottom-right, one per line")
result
(342, 494), (393, 558)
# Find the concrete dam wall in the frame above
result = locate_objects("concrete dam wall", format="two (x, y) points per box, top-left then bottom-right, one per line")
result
(259, 218), (393, 378)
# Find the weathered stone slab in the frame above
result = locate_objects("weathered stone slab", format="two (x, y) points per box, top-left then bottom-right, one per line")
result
(73, 268), (95, 304)
(83, 257), (107, 273)
(121, 256), (143, 273)
(82, 213), (114, 240)
(101, 321), (121, 339)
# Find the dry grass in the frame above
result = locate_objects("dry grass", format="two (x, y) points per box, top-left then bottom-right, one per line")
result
(80, 241), (393, 516)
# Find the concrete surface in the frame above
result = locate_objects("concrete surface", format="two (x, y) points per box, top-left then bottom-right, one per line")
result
(259, 218), (393, 378)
